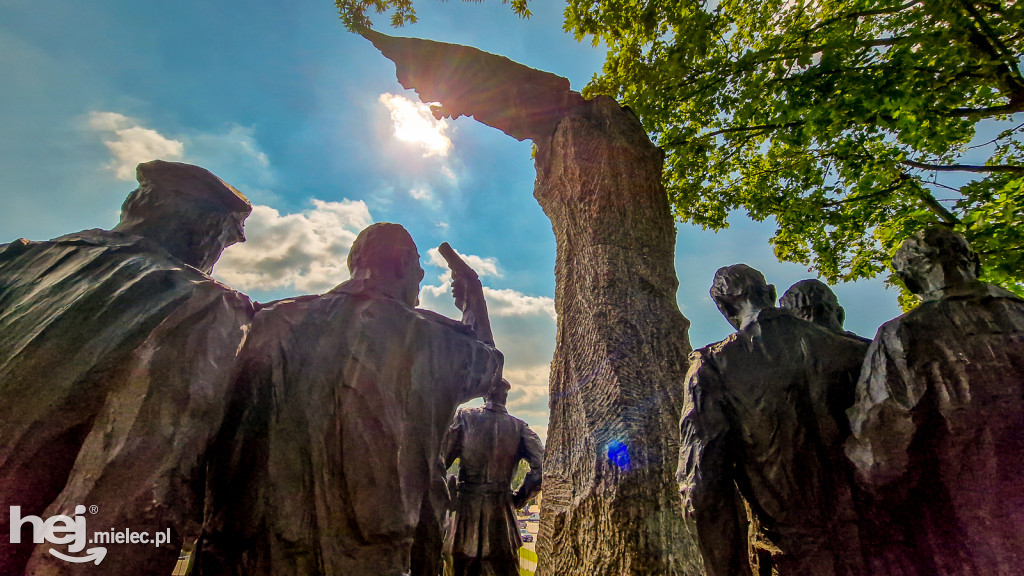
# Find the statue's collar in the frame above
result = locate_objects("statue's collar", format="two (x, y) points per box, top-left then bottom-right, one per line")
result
(920, 280), (1017, 302)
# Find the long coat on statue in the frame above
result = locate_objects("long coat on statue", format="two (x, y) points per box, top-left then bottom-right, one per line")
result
(443, 404), (543, 576)
(678, 308), (869, 576)
(200, 278), (503, 576)
(846, 281), (1024, 576)
(0, 231), (253, 576)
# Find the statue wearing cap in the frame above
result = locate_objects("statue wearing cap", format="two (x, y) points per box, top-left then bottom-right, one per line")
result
(0, 160), (254, 575)
(441, 378), (543, 576)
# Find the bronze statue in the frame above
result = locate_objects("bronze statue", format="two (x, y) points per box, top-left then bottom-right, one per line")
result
(678, 264), (868, 576)
(199, 223), (503, 576)
(780, 279), (865, 340)
(846, 227), (1024, 575)
(0, 160), (254, 575)
(441, 379), (543, 576)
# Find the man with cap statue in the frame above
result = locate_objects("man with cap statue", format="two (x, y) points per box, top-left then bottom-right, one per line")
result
(846, 227), (1024, 575)
(678, 264), (869, 576)
(0, 160), (254, 575)
(442, 378), (544, 576)
(199, 223), (503, 576)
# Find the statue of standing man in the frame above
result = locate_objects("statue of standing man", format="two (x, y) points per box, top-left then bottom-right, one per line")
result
(200, 223), (504, 576)
(846, 227), (1024, 575)
(678, 265), (868, 576)
(442, 379), (543, 576)
(0, 160), (254, 575)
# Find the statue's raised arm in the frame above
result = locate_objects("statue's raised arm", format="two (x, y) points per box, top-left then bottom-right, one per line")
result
(438, 241), (493, 346)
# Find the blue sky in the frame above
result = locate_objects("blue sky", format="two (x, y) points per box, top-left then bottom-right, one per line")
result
(0, 0), (904, 438)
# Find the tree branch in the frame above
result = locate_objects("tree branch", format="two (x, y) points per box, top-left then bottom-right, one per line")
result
(911, 176), (962, 224)
(661, 122), (805, 148)
(807, 1), (923, 34)
(952, 0), (1024, 105)
(902, 160), (1024, 174)
(943, 101), (1024, 117)
(821, 182), (902, 208)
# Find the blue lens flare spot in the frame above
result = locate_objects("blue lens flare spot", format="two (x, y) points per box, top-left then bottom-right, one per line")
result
(607, 440), (631, 470)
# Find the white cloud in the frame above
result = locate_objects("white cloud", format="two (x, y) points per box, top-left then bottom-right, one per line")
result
(87, 112), (184, 180)
(379, 93), (452, 157)
(213, 199), (372, 293)
(86, 112), (275, 204)
(410, 186), (434, 202)
(87, 111), (132, 131)
(482, 288), (556, 319)
(504, 363), (550, 424)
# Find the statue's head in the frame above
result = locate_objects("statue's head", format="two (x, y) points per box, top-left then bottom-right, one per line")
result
(893, 227), (980, 299)
(780, 279), (845, 331)
(114, 160), (251, 274)
(710, 264), (776, 330)
(485, 378), (511, 409)
(347, 222), (424, 307)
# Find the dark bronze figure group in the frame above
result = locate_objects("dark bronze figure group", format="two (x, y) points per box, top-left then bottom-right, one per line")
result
(0, 162), (541, 576)
(680, 227), (1024, 576)
(2, 159), (1022, 576)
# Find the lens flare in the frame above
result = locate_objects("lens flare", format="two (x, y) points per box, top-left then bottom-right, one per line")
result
(379, 93), (451, 157)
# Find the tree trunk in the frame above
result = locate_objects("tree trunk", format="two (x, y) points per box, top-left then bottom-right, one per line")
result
(532, 96), (701, 576)
(363, 32), (703, 575)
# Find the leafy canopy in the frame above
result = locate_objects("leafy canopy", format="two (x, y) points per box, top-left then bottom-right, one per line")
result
(339, 0), (1024, 299)
(570, 0), (1024, 300)
(336, 0), (530, 31)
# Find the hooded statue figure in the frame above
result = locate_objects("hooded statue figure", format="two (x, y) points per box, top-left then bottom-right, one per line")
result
(0, 160), (254, 575)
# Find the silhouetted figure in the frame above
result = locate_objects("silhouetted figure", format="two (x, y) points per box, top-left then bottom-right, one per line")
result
(0, 160), (253, 575)
(678, 265), (869, 576)
(199, 224), (502, 576)
(442, 379), (543, 576)
(847, 227), (1024, 576)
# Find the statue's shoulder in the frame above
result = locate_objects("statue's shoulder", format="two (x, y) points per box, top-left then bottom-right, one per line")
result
(686, 340), (732, 385)
(413, 307), (471, 331)
(747, 307), (808, 336)
(457, 405), (491, 424)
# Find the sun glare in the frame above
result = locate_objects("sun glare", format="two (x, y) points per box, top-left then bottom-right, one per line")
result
(379, 93), (451, 157)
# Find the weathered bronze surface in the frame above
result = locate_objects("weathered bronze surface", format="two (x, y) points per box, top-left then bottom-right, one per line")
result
(442, 380), (543, 576)
(679, 265), (868, 576)
(199, 223), (503, 576)
(0, 160), (254, 575)
(847, 227), (1024, 575)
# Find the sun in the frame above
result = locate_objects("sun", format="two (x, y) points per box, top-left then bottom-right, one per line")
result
(379, 93), (452, 157)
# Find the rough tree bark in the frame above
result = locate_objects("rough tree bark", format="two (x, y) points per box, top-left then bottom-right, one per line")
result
(366, 31), (701, 576)
(531, 95), (700, 576)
